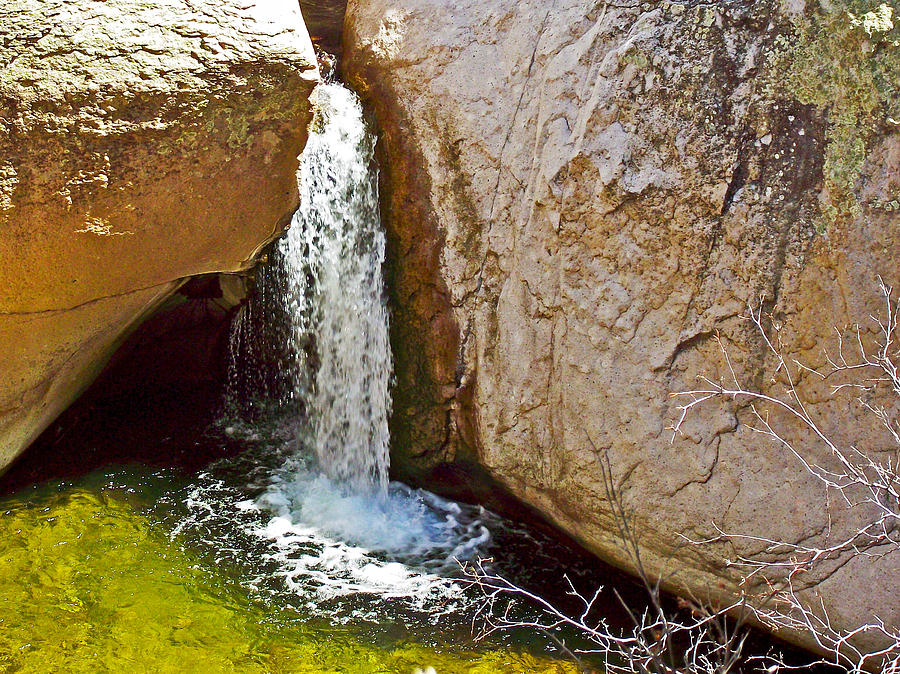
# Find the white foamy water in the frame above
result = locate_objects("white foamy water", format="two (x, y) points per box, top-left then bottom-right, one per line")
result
(170, 453), (496, 618)
(253, 460), (494, 612)
(283, 83), (392, 496)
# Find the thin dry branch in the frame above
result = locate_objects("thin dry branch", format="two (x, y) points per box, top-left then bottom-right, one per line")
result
(670, 277), (900, 673)
(459, 440), (752, 674)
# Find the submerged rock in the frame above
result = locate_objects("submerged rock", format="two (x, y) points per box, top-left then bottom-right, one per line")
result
(0, 0), (319, 472)
(344, 0), (899, 655)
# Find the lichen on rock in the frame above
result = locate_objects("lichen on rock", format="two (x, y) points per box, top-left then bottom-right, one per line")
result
(764, 0), (900, 226)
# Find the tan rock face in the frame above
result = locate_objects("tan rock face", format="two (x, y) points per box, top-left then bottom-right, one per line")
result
(345, 0), (899, 653)
(0, 0), (318, 471)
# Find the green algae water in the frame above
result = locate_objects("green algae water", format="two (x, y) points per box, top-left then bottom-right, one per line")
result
(0, 457), (590, 673)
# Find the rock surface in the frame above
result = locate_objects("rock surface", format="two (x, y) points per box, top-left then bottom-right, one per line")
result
(345, 0), (899, 654)
(0, 0), (318, 472)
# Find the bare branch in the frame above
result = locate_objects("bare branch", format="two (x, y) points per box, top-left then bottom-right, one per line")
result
(459, 437), (753, 673)
(671, 278), (900, 673)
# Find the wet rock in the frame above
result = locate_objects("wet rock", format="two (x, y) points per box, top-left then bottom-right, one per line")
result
(299, 0), (348, 56)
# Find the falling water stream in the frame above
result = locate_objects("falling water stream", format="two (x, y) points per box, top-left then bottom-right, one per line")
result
(0, 80), (613, 673)
(228, 83), (392, 495)
(221, 81), (503, 613)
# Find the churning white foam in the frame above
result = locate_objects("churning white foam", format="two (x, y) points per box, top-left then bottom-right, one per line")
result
(249, 456), (494, 610)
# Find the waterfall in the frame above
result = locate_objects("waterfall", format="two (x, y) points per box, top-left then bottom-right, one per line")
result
(219, 85), (493, 602)
(227, 82), (392, 496)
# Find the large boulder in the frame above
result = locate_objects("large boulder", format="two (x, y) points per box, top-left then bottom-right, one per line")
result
(345, 0), (899, 654)
(0, 0), (318, 472)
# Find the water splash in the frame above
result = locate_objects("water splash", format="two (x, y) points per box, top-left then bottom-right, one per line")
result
(167, 447), (496, 618)
(227, 83), (392, 496)
(220, 83), (498, 614)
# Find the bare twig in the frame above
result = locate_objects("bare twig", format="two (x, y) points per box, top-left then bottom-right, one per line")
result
(670, 277), (900, 673)
(460, 438), (752, 673)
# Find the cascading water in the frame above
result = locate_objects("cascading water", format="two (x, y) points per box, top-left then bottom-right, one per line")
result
(221, 80), (494, 605)
(227, 82), (392, 496)
(215, 78), (529, 620)
(0, 73), (610, 672)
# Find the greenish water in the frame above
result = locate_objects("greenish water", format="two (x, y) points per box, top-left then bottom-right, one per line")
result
(0, 469), (579, 673)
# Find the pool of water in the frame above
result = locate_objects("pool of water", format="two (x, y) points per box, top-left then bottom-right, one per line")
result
(0, 398), (617, 673)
